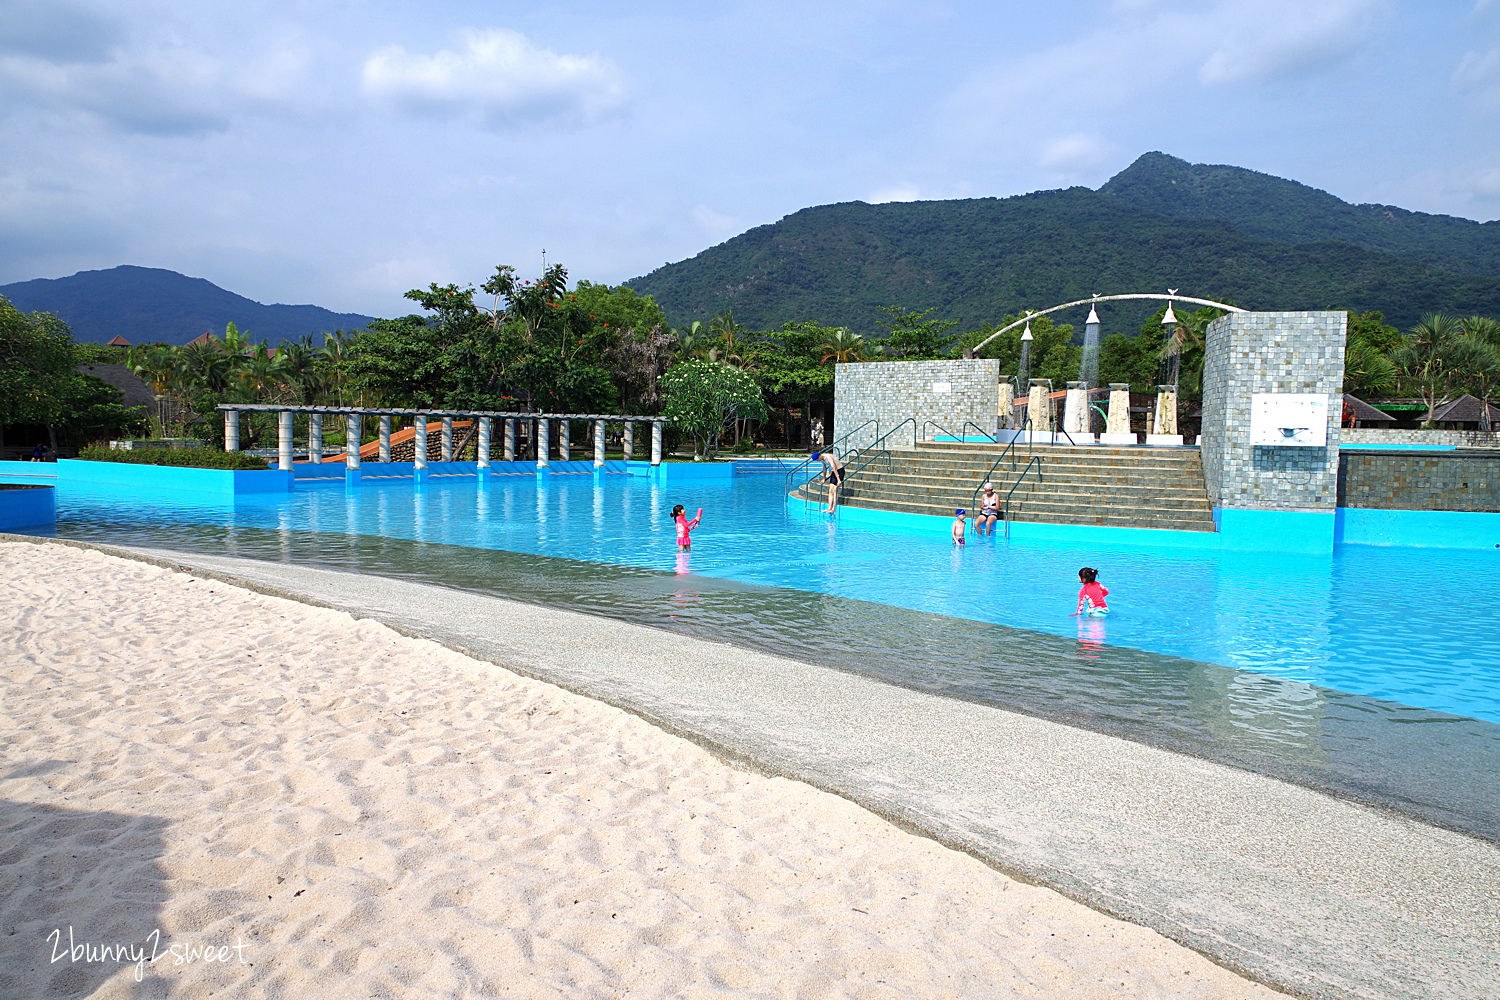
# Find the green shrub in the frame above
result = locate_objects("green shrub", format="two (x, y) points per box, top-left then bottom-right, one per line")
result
(76, 444), (273, 470)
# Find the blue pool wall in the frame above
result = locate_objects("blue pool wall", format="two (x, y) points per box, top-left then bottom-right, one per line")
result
(1336, 508), (1500, 549)
(0, 458), (292, 495)
(0, 485), (56, 530)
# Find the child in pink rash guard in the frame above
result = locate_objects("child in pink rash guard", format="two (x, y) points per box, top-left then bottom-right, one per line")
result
(1077, 566), (1109, 616)
(671, 504), (702, 550)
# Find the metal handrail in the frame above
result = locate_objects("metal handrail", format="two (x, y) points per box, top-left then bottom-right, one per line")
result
(919, 419), (961, 443)
(782, 417), (877, 494)
(1001, 457), (1043, 540)
(922, 418), (998, 444)
(971, 415), (1033, 509)
(961, 421), (999, 443)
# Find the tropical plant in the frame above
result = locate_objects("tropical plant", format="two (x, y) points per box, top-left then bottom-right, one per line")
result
(658, 359), (768, 459)
(817, 327), (866, 364)
(1392, 313), (1464, 425)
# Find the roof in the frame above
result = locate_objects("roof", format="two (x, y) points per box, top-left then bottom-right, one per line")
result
(105, 335), (131, 347)
(186, 331), (215, 346)
(1343, 394), (1396, 423)
(1431, 394), (1500, 425)
(77, 363), (157, 410)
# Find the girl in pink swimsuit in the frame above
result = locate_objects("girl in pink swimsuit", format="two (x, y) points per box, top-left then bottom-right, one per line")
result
(671, 504), (703, 550)
(1076, 566), (1109, 616)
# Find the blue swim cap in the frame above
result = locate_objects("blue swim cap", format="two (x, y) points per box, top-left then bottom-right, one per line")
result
(955, 508), (966, 515)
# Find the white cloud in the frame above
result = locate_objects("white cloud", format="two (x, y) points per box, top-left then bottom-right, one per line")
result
(692, 204), (742, 239)
(1038, 134), (1111, 172)
(1195, 0), (1384, 86)
(1454, 42), (1500, 106)
(869, 184), (921, 203)
(361, 29), (626, 129)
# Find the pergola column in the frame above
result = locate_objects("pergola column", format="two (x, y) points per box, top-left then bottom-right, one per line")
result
(441, 416), (454, 462)
(651, 422), (663, 466)
(503, 419), (515, 462)
(414, 418), (429, 474)
(623, 422), (634, 462)
(379, 415), (392, 463)
(559, 420), (571, 461)
(345, 413), (362, 484)
(308, 413), (323, 464)
(537, 419), (551, 470)
(277, 411), (293, 471)
(477, 417), (492, 468)
(594, 419), (606, 467)
(225, 410), (240, 452)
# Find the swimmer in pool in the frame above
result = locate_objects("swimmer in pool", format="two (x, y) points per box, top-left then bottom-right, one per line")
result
(1076, 566), (1109, 616)
(671, 503), (703, 550)
(951, 509), (967, 546)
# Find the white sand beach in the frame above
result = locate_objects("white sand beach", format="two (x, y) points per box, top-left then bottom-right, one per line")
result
(0, 540), (1280, 999)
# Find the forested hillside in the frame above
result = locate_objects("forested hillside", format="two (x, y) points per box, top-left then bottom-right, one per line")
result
(0, 265), (376, 345)
(626, 156), (1500, 335)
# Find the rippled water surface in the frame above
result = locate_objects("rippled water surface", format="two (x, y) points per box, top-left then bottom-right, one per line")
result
(50, 470), (1500, 724)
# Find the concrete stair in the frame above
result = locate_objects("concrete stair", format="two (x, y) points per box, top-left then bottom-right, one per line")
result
(794, 441), (1217, 532)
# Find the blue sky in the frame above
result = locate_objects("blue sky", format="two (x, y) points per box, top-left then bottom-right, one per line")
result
(2, 0), (1497, 318)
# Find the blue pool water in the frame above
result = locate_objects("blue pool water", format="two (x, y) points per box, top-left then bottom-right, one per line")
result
(44, 470), (1500, 726)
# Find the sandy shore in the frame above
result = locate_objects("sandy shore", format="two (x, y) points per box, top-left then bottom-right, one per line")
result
(0, 540), (1284, 998)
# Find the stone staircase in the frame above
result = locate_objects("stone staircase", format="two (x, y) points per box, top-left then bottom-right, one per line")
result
(795, 441), (1217, 532)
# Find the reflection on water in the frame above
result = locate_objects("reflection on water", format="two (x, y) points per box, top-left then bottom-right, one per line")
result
(32, 474), (1500, 842)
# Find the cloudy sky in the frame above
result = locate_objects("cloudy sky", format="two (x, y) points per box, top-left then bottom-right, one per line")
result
(2, 0), (1497, 317)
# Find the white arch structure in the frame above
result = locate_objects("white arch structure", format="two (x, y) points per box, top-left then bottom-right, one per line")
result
(970, 292), (1246, 355)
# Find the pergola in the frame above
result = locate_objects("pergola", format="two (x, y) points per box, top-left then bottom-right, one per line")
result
(215, 404), (672, 473)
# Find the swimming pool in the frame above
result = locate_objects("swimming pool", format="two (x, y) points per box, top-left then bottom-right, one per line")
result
(29, 468), (1500, 839)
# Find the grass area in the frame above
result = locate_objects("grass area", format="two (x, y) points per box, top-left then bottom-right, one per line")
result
(77, 444), (273, 471)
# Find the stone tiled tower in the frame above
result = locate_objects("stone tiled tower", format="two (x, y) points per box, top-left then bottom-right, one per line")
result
(1200, 311), (1348, 549)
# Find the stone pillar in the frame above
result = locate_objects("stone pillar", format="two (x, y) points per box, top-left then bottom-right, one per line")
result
(593, 419), (606, 467)
(651, 422), (663, 466)
(345, 414), (361, 469)
(1153, 386), (1178, 436)
(379, 415), (391, 463)
(503, 419), (516, 463)
(1102, 384), (1133, 444)
(309, 413), (323, 463)
(537, 419), (550, 469)
(1063, 381), (1088, 436)
(997, 383), (1014, 430)
(559, 420), (571, 461)
(1027, 381), (1051, 432)
(225, 410), (240, 451)
(277, 411), (293, 471)
(441, 416), (454, 462)
(477, 417), (492, 468)
(414, 419), (428, 470)
(623, 422), (635, 462)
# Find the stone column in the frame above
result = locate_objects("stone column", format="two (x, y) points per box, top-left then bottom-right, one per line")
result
(441, 416), (454, 462)
(1153, 386), (1178, 436)
(559, 420), (571, 462)
(414, 419), (429, 471)
(1107, 385), (1131, 434)
(345, 413), (362, 484)
(309, 413), (323, 463)
(651, 422), (663, 466)
(1063, 381), (1088, 436)
(277, 411), (293, 471)
(593, 419), (606, 467)
(379, 415), (391, 463)
(503, 419), (515, 463)
(1027, 381), (1051, 432)
(997, 383), (1014, 430)
(537, 419), (550, 469)
(623, 422), (635, 461)
(225, 410), (240, 451)
(477, 417), (492, 468)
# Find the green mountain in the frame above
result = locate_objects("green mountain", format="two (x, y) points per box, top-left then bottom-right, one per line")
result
(0, 265), (376, 345)
(1099, 152), (1500, 275)
(625, 155), (1500, 335)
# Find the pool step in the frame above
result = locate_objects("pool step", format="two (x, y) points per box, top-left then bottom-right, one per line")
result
(798, 443), (1217, 532)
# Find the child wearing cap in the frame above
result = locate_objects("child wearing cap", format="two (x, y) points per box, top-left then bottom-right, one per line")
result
(951, 509), (967, 545)
(976, 481), (1000, 535)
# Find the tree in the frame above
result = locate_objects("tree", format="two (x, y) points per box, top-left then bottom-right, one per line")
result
(658, 360), (768, 459)
(817, 328), (866, 363)
(1453, 315), (1500, 431)
(1, 296), (78, 427)
(872, 305), (958, 359)
(1343, 312), (1402, 397)
(1393, 313), (1463, 425)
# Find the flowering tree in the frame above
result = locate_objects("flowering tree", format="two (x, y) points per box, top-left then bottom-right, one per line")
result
(658, 359), (767, 459)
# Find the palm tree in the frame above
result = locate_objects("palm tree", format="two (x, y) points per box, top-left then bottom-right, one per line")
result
(675, 321), (715, 360)
(1342, 341), (1398, 397)
(1392, 313), (1463, 426)
(1452, 316), (1500, 431)
(818, 328), (866, 364)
